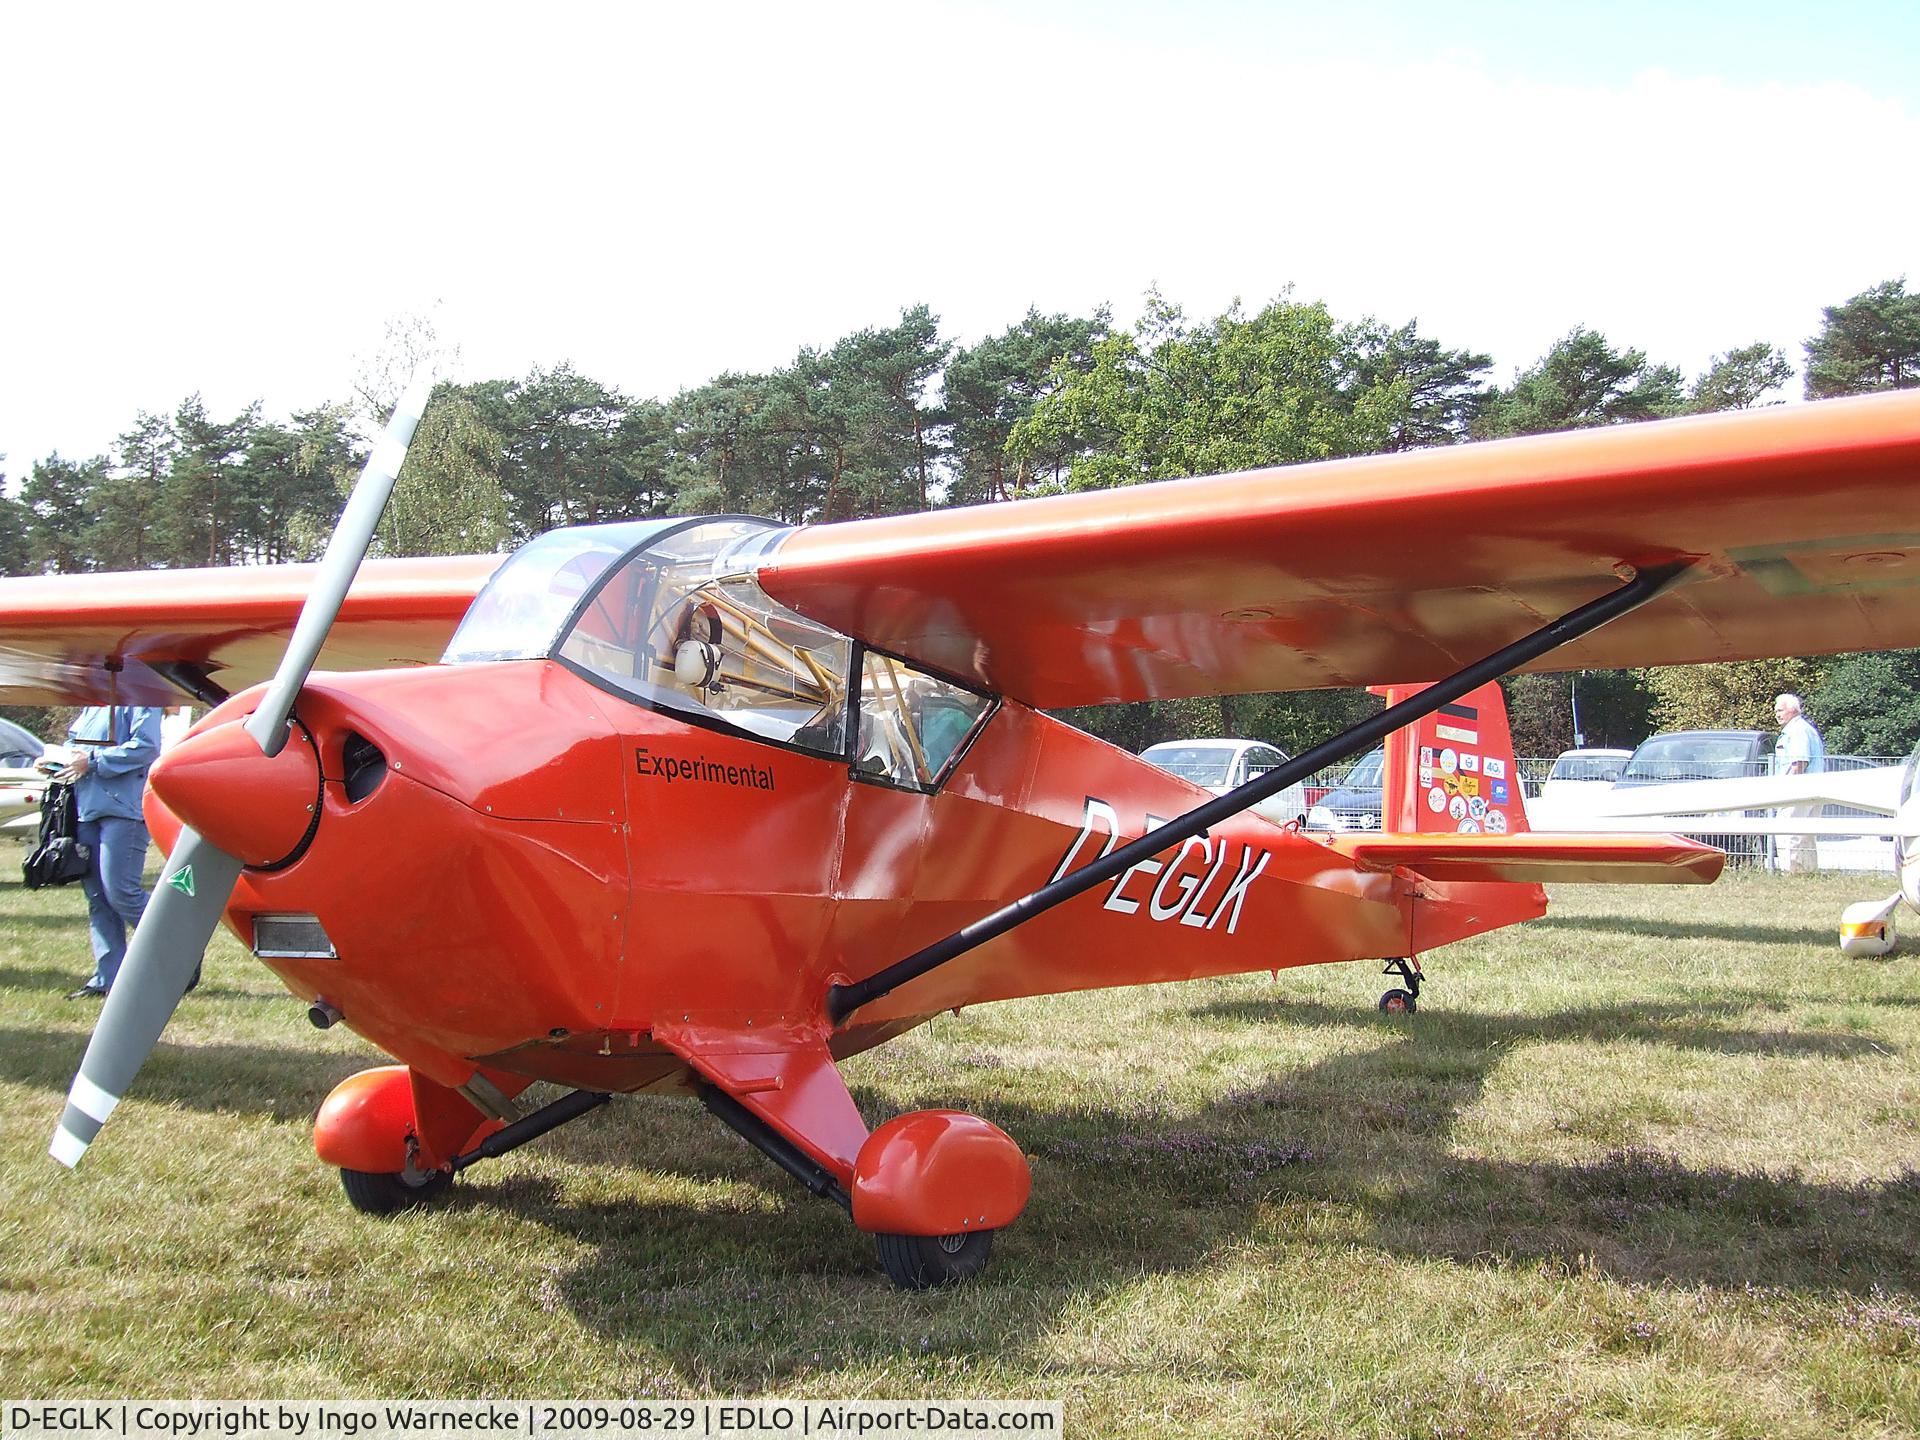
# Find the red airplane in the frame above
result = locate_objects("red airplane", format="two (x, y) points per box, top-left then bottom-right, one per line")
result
(8, 387), (1920, 1287)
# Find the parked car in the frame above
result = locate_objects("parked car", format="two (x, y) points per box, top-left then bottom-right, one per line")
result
(1304, 748), (1385, 831)
(1616, 731), (1768, 788)
(1525, 746), (1632, 829)
(1614, 730), (1770, 863)
(1139, 738), (1309, 827)
(0, 716), (49, 833)
(0, 717), (44, 769)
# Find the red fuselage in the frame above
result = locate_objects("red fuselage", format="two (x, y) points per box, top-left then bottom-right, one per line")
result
(146, 659), (1541, 1097)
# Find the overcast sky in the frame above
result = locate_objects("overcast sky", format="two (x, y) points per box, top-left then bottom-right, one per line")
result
(4, 0), (1916, 475)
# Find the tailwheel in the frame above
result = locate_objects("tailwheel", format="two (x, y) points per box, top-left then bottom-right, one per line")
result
(340, 1161), (453, 1215)
(1378, 988), (1417, 1015)
(875, 1229), (995, 1289)
(1377, 956), (1423, 1016)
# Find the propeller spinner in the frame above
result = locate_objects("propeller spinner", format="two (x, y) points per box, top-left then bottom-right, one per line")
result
(50, 380), (432, 1168)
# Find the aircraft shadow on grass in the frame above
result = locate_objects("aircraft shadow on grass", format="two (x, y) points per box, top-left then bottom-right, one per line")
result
(423, 991), (1918, 1369)
(0, 1025), (365, 1126)
(3, 982), (1915, 1376)
(0, 960), (105, 992)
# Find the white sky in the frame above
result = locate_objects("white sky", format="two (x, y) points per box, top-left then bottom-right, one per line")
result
(3, 0), (1917, 475)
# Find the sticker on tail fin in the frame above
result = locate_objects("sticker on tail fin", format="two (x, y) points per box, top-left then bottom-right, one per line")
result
(1369, 680), (1530, 836)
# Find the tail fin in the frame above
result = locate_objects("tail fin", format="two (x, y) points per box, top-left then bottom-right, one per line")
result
(1371, 680), (1529, 837)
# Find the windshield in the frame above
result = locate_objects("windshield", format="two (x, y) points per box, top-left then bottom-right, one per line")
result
(1143, 746), (1235, 786)
(550, 518), (839, 749)
(443, 520), (687, 663)
(1624, 735), (1762, 781)
(541, 517), (991, 784)
(1340, 750), (1384, 789)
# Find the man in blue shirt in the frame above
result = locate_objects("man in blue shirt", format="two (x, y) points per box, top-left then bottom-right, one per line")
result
(1773, 692), (1826, 875)
(59, 706), (165, 998)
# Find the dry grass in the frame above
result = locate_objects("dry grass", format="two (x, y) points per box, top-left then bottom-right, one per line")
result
(2, 859), (1918, 1436)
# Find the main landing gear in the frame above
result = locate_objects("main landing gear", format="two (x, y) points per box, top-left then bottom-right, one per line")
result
(319, 1069), (610, 1216)
(341, 1159), (451, 1214)
(317, 1061), (1028, 1288)
(1377, 956), (1422, 1015)
(699, 1082), (1025, 1290)
(875, 1230), (995, 1288)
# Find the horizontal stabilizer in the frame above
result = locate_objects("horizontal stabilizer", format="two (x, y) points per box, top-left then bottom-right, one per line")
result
(1330, 831), (1725, 885)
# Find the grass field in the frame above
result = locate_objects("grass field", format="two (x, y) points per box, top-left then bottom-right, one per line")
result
(2, 862), (1918, 1437)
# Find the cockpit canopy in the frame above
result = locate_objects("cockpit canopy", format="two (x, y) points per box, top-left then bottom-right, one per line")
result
(443, 517), (992, 791)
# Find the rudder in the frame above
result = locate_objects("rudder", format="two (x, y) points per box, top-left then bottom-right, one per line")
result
(1371, 680), (1529, 837)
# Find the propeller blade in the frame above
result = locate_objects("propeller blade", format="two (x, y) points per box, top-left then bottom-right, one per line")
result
(51, 381), (433, 1168)
(245, 376), (432, 756)
(50, 830), (244, 1166)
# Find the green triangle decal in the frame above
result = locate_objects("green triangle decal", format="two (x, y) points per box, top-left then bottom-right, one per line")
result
(168, 866), (196, 899)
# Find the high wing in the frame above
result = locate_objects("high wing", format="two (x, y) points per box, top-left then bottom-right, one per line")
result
(755, 391), (1920, 709)
(0, 554), (502, 704)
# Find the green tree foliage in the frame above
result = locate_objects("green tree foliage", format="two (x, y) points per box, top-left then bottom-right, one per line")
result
(1501, 670), (1655, 756)
(240, 408), (359, 563)
(160, 395), (258, 566)
(1057, 688), (1382, 759)
(666, 307), (950, 524)
(491, 364), (643, 533)
(1474, 327), (1685, 438)
(86, 412), (177, 569)
(1807, 650), (1920, 755)
(1346, 319), (1491, 450)
(821, 305), (948, 516)
(1011, 291), (1426, 488)
(668, 371), (778, 517)
(1573, 669), (1657, 750)
(1804, 278), (1920, 398)
(0, 457), (29, 577)
(945, 308), (1110, 504)
(1642, 658), (1822, 734)
(22, 454), (106, 573)
(1686, 343), (1793, 412)
(379, 391), (512, 558)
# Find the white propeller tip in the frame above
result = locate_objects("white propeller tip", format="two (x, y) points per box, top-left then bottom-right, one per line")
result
(50, 1128), (88, 1168)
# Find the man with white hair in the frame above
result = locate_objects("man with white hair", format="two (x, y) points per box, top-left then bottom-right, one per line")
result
(1773, 693), (1825, 874)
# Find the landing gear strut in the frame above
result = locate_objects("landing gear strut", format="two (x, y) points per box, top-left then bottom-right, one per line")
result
(1378, 956), (1422, 1015)
(337, 1087), (611, 1216)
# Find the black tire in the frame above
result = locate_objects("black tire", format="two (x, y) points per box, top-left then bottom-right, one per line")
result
(340, 1165), (453, 1215)
(874, 1229), (994, 1289)
(1378, 988), (1417, 1015)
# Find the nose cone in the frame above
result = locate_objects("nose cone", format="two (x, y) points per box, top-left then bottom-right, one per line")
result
(149, 718), (323, 868)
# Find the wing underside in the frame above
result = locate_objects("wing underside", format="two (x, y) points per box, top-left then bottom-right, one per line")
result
(756, 392), (1920, 710)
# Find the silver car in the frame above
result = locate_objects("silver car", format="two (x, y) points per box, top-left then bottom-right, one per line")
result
(1139, 738), (1309, 828)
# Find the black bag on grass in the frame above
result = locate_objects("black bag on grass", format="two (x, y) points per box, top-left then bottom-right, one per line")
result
(23, 780), (91, 889)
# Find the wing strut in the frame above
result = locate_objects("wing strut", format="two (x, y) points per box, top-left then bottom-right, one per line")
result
(826, 560), (1692, 1025)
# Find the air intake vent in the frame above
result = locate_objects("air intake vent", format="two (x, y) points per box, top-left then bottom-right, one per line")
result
(253, 914), (337, 959)
(342, 732), (388, 803)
